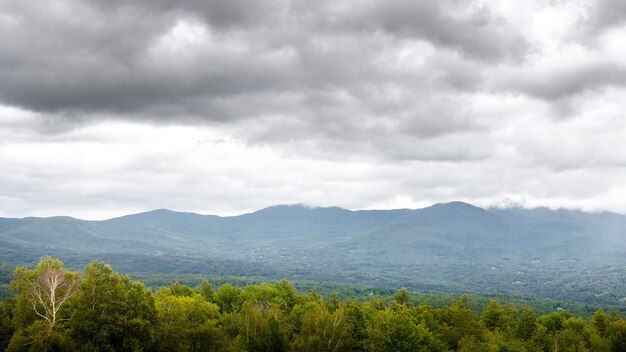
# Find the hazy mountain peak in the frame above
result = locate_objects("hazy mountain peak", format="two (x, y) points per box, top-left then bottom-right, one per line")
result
(251, 204), (348, 215)
(421, 201), (491, 216)
(429, 201), (484, 209)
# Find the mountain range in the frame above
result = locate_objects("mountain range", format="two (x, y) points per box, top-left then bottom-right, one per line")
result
(2, 202), (625, 304)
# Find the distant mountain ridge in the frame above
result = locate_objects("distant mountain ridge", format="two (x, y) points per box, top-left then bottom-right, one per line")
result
(2, 202), (626, 304)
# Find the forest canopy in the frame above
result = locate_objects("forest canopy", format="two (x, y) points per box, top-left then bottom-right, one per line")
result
(1, 257), (625, 352)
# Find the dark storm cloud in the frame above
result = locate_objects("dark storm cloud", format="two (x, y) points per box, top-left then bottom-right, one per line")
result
(0, 0), (525, 131)
(0, 0), (296, 117)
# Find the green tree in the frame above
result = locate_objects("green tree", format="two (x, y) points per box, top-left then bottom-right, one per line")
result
(344, 301), (367, 351)
(367, 308), (444, 352)
(70, 261), (157, 351)
(292, 303), (354, 352)
(516, 307), (537, 340)
(169, 281), (193, 297)
(537, 310), (571, 333)
(7, 257), (77, 351)
(607, 319), (626, 352)
(233, 302), (287, 352)
(196, 280), (215, 302)
(437, 296), (486, 350)
(481, 300), (514, 333)
(0, 299), (16, 350)
(272, 280), (303, 313)
(393, 288), (412, 307)
(154, 291), (222, 351)
(10, 257), (77, 337)
(559, 317), (590, 351)
(591, 308), (610, 337)
(215, 284), (241, 314)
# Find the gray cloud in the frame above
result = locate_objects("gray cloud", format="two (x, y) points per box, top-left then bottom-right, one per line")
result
(347, 0), (529, 63)
(0, 0), (520, 133)
(497, 63), (626, 117)
(2, 0), (626, 219)
(585, 0), (626, 33)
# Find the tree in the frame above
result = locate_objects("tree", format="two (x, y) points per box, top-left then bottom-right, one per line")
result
(367, 308), (444, 352)
(481, 300), (514, 333)
(70, 260), (157, 351)
(344, 301), (367, 351)
(272, 280), (303, 313)
(559, 317), (590, 351)
(169, 281), (193, 297)
(233, 302), (287, 352)
(437, 297), (486, 350)
(10, 257), (77, 337)
(0, 299), (16, 350)
(215, 284), (241, 314)
(154, 291), (223, 351)
(607, 319), (626, 352)
(328, 291), (340, 313)
(7, 257), (77, 351)
(393, 288), (412, 307)
(516, 307), (537, 340)
(292, 303), (354, 352)
(591, 308), (610, 337)
(196, 280), (215, 302)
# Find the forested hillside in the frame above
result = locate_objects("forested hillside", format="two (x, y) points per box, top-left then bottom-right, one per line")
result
(1, 257), (626, 352)
(1, 203), (626, 305)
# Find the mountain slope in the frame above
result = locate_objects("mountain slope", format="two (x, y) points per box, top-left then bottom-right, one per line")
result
(2, 202), (626, 304)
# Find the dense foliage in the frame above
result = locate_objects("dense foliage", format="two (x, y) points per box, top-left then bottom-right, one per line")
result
(1, 258), (625, 352)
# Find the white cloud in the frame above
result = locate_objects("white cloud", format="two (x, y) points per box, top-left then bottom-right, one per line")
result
(1, 1), (625, 218)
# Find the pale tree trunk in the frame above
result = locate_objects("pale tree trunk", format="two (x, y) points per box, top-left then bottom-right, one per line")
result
(28, 268), (77, 336)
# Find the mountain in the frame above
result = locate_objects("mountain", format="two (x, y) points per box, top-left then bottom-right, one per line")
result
(2, 202), (626, 304)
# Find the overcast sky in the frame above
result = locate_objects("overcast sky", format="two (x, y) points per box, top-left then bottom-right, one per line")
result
(1, 0), (626, 219)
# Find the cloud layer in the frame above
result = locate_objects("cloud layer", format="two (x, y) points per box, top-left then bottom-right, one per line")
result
(1, 0), (626, 218)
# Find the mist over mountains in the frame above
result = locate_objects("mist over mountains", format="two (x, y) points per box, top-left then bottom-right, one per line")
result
(2, 202), (625, 305)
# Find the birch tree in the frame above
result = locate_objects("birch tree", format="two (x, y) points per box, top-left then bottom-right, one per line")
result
(11, 257), (77, 337)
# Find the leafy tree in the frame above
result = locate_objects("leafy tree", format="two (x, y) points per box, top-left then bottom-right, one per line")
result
(10, 257), (77, 336)
(215, 283), (241, 314)
(393, 288), (412, 307)
(437, 296), (486, 350)
(592, 308), (610, 337)
(0, 299), (16, 350)
(536, 310), (571, 333)
(70, 260), (157, 351)
(589, 331), (611, 352)
(292, 303), (354, 352)
(233, 301), (287, 352)
(154, 291), (222, 351)
(456, 335), (491, 352)
(272, 280), (303, 313)
(169, 281), (193, 297)
(328, 291), (340, 313)
(344, 301), (367, 351)
(7, 257), (77, 351)
(516, 307), (537, 340)
(196, 280), (215, 302)
(559, 317), (590, 351)
(367, 308), (444, 352)
(607, 319), (626, 352)
(413, 303), (439, 333)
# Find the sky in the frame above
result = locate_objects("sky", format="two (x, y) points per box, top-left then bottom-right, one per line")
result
(1, 0), (626, 219)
